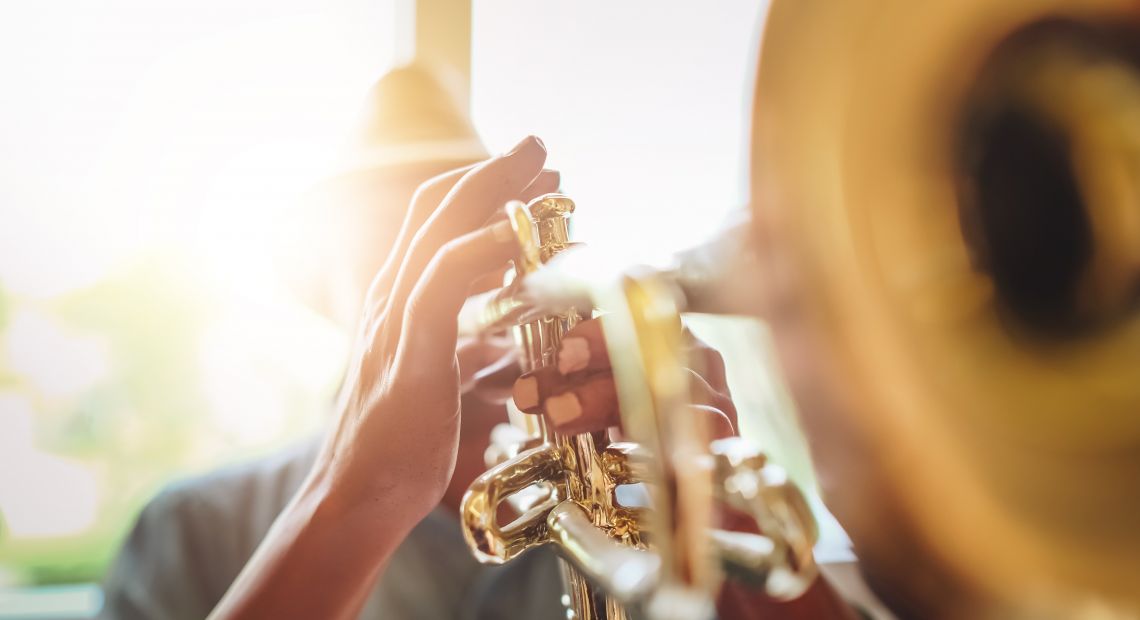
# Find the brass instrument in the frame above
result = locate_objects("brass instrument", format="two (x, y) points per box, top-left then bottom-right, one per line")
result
(748, 1), (1140, 616)
(459, 196), (818, 619)
(463, 0), (1140, 616)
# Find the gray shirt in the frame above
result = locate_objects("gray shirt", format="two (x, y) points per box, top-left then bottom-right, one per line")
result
(98, 440), (565, 620)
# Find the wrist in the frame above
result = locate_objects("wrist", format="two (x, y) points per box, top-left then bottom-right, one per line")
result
(209, 465), (405, 619)
(293, 457), (427, 555)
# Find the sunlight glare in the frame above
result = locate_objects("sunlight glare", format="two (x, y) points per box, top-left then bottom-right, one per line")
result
(0, 395), (101, 539)
(3, 309), (111, 401)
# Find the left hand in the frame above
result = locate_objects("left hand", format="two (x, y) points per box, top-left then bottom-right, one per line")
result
(509, 317), (738, 438)
(506, 317), (860, 620)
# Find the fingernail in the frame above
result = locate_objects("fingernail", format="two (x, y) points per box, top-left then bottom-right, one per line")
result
(504, 135), (544, 158)
(546, 392), (582, 426)
(557, 337), (590, 375)
(512, 375), (540, 411)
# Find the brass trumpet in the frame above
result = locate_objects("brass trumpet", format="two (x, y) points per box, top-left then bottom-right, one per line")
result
(459, 195), (817, 620)
(463, 1), (1140, 616)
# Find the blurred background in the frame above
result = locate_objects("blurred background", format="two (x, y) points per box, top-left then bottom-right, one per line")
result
(0, 1), (833, 617)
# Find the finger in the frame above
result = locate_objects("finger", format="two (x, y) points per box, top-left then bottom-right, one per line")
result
(716, 501), (763, 535)
(511, 366), (567, 413)
(399, 220), (519, 370)
(406, 160), (561, 238)
(522, 351), (734, 428)
(408, 137), (549, 270)
(519, 168), (561, 204)
(527, 372), (734, 437)
(379, 161), (558, 297)
(366, 164), (477, 305)
(541, 374), (619, 434)
(685, 332), (731, 397)
(379, 164), (556, 311)
(457, 335), (518, 393)
(555, 317), (694, 376)
(689, 404), (736, 441)
(512, 366), (613, 429)
(511, 364), (739, 436)
(686, 368), (738, 432)
(469, 167), (559, 293)
(383, 136), (549, 334)
(468, 265), (511, 295)
(394, 161), (557, 272)
(555, 318), (611, 375)
(605, 402), (736, 443)
(457, 335), (515, 382)
(465, 349), (522, 395)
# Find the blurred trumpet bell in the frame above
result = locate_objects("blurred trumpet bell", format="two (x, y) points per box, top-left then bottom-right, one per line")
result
(751, 0), (1140, 615)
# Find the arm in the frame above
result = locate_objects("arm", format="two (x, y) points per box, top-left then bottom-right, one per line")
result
(208, 136), (559, 620)
(206, 472), (391, 620)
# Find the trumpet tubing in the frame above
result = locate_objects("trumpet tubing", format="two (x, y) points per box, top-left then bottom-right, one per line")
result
(465, 1), (1140, 616)
(459, 195), (818, 620)
(463, 196), (638, 620)
(749, 0), (1140, 614)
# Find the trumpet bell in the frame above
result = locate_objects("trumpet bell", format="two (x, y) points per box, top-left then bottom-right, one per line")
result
(751, 0), (1140, 614)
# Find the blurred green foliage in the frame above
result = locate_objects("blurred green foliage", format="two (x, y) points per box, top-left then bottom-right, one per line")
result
(0, 250), (331, 586)
(0, 252), (209, 584)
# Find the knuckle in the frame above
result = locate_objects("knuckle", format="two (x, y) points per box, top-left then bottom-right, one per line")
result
(427, 240), (460, 275)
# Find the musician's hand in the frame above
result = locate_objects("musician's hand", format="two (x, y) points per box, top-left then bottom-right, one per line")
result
(443, 334), (521, 512)
(209, 136), (559, 620)
(313, 136), (558, 529)
(509, 318), (860, 620)
(510, 317), (737, 438)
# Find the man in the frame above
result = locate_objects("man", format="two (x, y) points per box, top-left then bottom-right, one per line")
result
(99, 58), (855, 618)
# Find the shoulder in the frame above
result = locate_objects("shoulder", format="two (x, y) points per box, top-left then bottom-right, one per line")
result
(98, 439), (320, 620)
(160, 438), (320, 531)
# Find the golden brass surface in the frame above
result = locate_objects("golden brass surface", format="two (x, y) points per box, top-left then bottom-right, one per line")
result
(462, 443), (564, 563)
(459, 194), (819, 620)
(462, 194), (633, 620)
(458, 2), (1140, 616)
(750, 1), (1140, 615)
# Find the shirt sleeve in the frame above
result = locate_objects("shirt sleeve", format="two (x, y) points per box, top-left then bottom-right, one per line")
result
(97, 484), (228, 620)
(97, 443), (318, 620)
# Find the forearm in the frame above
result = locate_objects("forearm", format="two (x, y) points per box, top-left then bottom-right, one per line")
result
(207, 472), (412, 620)
(203, 139), (547, 620)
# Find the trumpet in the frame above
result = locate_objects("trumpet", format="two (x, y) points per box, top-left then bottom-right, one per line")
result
(461, 1), (1140, 615)
(458, 195), (817, 620)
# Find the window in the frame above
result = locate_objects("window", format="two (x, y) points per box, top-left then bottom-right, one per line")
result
(0, 0), (394, 592)
(472, 0), (761, 264)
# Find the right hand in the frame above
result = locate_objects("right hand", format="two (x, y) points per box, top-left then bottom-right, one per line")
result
(210, 137), (561, 620)
(308, 135), (560, 537)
